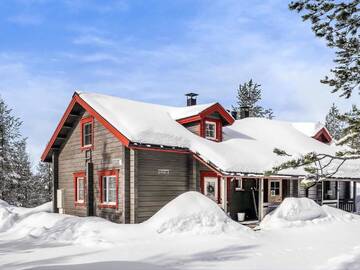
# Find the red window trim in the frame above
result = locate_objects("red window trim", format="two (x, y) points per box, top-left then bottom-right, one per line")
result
(80, 116), (94, 150)
(200, 171), (221, 204)
(202, 118), (222, 142)
(97, 169), (119, 209)
(73, 171), (86, 207)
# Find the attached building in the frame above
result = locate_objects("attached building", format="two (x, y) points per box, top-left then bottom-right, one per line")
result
(41, 92), (360, 223)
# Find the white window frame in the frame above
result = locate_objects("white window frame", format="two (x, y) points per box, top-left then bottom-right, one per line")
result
(205, 121), (217, 140)
(102, 175), (117, 205)
(235, 178), (243, 191)
(204, 176), (218, 202)
(76, 177), (85, 203)
(270, 180), (281, 197)
(83, 122), (93, 147)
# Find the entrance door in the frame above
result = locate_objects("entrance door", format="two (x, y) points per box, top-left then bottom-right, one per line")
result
(204, 177), (218, 202)
(268, 180), (282, 203)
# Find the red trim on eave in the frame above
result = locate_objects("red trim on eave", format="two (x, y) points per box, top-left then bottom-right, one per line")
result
(177, 115), (202, 124)
(41, 97), (77, 161)
(74, 94), (130, 147)
(41, 93), (131, 161)
(128, 145), (190, 154)
(193, 154), (223, 176)
(199, 103), (235, 125)
(313, 127), (332, 143)
(176, 103), (234, 126)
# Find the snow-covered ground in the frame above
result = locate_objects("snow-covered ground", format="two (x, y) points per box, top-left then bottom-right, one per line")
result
(1, 192), (360, 270)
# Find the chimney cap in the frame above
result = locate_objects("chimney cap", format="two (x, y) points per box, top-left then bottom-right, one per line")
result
(185, 92), (198, 98)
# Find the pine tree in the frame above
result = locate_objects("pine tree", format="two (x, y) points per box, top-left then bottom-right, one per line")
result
(289, 0), (360, 98)
(233, 79), (274, 119)
(325, 103), (345, 141)
(0, 96), (22, 202)
(10, 138), (33, 206)
(31, 161), (53, 206)
(0, 96), (33, 206)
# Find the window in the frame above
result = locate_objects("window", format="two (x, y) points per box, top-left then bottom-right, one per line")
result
(76, 177), (85, 202)
(81, 116), (94, 149)
(73, 172), (86, 205)
(270, 181), (280, 196)
(204, 177), (218, 202)
(235, 178), (243, 191)
(205, 121), (216, 139)
(83, 123), (92, 146)
(102, 176), (116, 204)
(98, 169), (119, 208)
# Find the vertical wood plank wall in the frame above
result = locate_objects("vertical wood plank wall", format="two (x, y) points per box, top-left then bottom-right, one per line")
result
(133, 150), (193, 223)
(58, 112), (124, 223)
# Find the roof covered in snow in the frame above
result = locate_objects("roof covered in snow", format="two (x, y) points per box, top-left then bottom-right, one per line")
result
(44, 92), (360, 179)
(292, 122), (326, 137)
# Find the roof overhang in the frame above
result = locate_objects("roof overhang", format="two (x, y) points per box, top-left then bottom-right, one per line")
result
(41, 92), (131, 162)
(177, 103), (234, 126)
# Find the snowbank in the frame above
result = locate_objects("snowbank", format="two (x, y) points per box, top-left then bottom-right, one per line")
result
(145, 191), (249, 234)
(260, 197), (356, 229)
(0, 199), (52, 232)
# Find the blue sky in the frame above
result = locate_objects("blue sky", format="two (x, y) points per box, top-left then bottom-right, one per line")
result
(0, 0), (358, 166)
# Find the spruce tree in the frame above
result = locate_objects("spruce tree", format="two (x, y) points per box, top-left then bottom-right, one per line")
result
(233, 79), (274, 119)
(289, 0), (360, 98)
(0, 96), (33, 206)
(325, 103), (345, 141)
(0, 96), (22, 202)
(31, 161), (53, 206)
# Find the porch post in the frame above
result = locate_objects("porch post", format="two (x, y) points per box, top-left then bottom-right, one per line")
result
(51, 150), (59, 213)
(353, 181), (357, 213)
(336, 181), (340, 208)
(221, 177), (227, 213)
(259, 178), (264, 220)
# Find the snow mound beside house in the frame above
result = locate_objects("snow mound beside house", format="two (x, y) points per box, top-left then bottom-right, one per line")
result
(145, 191), (250, 235)
(260, 197), (356, 229)
(0, 199), (52, 232)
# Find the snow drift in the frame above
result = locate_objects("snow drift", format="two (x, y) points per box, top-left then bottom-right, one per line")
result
(145, 191), (249, 234)
(260, 197), (357, 229)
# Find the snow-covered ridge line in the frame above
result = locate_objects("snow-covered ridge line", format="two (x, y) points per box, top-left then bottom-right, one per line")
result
(79, 92), (360, 178)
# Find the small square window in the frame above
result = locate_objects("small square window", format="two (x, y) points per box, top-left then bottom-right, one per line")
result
(205, 121), (217, 139)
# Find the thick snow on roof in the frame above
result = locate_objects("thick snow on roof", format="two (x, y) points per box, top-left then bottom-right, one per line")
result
(292, 122), (325, 137)
(167, 102), (216, 120)
(79, 92), (360, 178)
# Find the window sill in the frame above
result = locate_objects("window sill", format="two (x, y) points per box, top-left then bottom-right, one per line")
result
(75, 202), (86, 207)
(99, 203), (117, 209)
(81, 145), (94, 151)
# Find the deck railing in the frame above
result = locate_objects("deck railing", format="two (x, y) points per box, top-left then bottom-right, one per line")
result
(339, 199), (355, 213)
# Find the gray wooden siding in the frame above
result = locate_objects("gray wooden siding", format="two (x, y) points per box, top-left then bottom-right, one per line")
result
(58, 112), (125, 223)
(134, 150), (193, 222)
(183, 121), (201, 136)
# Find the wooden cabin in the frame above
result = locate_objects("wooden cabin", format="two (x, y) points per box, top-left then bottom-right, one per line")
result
(41, 92), (360, 224)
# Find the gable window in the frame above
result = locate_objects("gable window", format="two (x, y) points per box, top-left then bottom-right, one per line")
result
(98, 170), (119, 208)
(205, 121), (217, 140)
(73, 172), (86, 205)
(81, 116), (94, 149)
